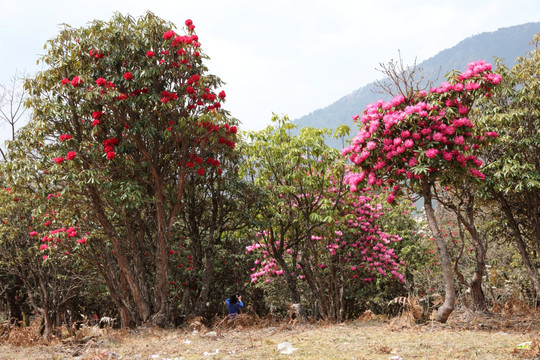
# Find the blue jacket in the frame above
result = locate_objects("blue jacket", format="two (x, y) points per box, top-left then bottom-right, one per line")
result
(225, 298), (244, 317)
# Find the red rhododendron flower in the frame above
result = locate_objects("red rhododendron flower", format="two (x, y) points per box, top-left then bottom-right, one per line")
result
(146, 50), (154, 58)
(61, 78), (70, 86)
(96, 77), (107, 86)
(92, 111), (103, 119)
(185, 162), (194, 168)
(29, 231), (38, 237)
(71, 76), (81, 87)
(218, 91), (226, 99)
(185, 19), (193, 27)
(66, 151), (77, 160)
(92, 120), (101, 127)
(59, 134), (72, 141)
(54, 157), (64, 164)
(77, 238), (86, 244)
(123, 72), (133, 81)
(197, 168), (205, 176)
(163, 30), (175, 39)
(106, 151), (116, 160)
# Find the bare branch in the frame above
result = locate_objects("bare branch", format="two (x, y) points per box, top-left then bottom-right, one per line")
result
(373, 50), (440, 98)
(0, 70), (31, 142)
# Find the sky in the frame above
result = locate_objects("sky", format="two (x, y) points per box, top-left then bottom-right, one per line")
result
(1, 0), (539, 138)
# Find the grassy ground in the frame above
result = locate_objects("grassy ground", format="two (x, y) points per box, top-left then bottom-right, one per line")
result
(1, 314), (539, 360)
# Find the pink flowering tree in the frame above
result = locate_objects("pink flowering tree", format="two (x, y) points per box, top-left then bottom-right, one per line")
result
(24, 13), (237, 327)
(246, 187), (407, 321)
(342, 60), (501, 322)
(243, 116), (408, 320)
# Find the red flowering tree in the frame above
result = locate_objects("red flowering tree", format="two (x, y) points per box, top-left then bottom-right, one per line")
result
(25, 13), (238, 326)
(342, 60), (501, 322)
(0, 145), (85, 339)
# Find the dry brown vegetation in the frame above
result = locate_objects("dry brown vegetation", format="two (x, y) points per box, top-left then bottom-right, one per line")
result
(1, 305), (540, 360)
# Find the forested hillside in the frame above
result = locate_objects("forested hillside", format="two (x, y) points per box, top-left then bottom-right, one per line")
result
(294, 22), (540, 132)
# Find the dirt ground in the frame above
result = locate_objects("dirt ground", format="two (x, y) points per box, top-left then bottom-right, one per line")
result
(1, 307), (540, 360)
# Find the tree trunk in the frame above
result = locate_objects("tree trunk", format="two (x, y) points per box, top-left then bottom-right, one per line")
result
(276, 256), (305, 319)
(455, 198), (487, 312)
(152, 228), (170, 326)
(494, 190), (540, 295)
(422, 179), (455, 322)
(89, 185), (152, 322)
(42, 306), (53, 341)
(299, 260), (330, 319)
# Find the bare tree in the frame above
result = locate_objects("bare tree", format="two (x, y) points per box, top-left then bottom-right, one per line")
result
(373, 50), (440, 98)
(0, 71), (30, 161)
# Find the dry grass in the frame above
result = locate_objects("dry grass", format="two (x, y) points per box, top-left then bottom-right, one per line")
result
(1, 311), (539, 360)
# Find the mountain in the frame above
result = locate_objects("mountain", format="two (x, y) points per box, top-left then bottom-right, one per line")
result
(293, 22), (540, 139)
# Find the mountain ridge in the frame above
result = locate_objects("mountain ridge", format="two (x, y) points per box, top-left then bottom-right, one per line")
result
(293, 22), (540, 134)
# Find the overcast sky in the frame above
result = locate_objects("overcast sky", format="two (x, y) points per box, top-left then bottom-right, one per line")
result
(1, 0), (539, 138)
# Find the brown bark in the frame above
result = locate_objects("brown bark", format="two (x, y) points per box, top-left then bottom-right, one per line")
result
(299, 259), (330, 319)
(494, 190), (540, 295)
(452, 194), (487, 312)
(88, 185), (152, 322)
(422, 178), (455, 322)
(275, 255), (305, 319)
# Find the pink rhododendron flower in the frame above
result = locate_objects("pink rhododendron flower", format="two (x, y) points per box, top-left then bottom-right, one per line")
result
(454, 136), (465, 145)
(425, 149), (439, 159)
(29, 231), (38, 237)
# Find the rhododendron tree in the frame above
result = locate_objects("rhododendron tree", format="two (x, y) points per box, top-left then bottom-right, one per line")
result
(0, 150), (84, 339)
(342, 60), (501, 322)
(242, 116), (350, 316)
(242, 115), (408, 319)
(478, 44), (540, 297)
(24, 13), (238, 326)
(246, 187), (407, 321)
